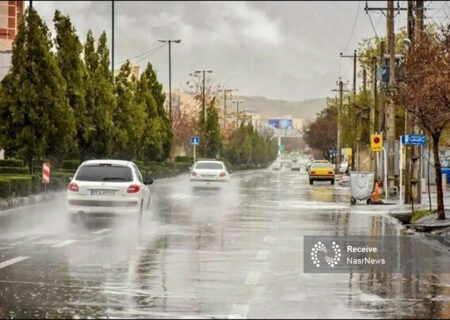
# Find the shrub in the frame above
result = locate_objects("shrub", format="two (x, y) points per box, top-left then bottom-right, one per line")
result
(0, 167), (29, 174)
(0, 178), (11, 198)
(175, 156), (194, 163)
(0, 159), (24, 167)
(31, 174), (43, 194)
(62, 160), (80, 170)
(10, 176), (32, 197)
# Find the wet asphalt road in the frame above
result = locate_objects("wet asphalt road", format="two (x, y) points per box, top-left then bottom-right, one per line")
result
(0, 168), (449, 319)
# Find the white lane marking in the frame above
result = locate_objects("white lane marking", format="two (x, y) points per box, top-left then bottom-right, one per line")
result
(91, 228), (111, 235)
(228, 304), (249, 319)
(263, 235), (275, 243)
(244, 271), (261, 285)
(51, 240), (77, 248)
(255, 250), (269, 261)
(0, 256), (29, 269)
(10, 235), (43, 246)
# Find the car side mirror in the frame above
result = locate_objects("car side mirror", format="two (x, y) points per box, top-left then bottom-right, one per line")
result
(144, 177), (153, 185)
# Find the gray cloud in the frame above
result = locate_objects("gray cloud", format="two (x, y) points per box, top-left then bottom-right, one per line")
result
(33, 1), (447, 101)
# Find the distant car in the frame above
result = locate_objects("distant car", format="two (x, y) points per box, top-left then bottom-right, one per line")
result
(189, 160), (230, 188)
(309, 162), (335, 185)
(272, 161), (282, 170)
(67, 160), (152, 218)
(291, 159), (301, 171)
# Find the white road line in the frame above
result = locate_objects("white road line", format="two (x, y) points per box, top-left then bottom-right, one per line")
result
(244, 271), (261, 286)
(51, 240), (77, 248)
(91, 228), (111, 235)
(228, 304), (249, 319)
(263, 235), (275, 243)
(0, 256), (29, 269)
(255, 250), (269, 261)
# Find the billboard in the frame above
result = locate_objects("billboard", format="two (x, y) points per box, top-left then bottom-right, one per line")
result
(268, 119), (293, 129)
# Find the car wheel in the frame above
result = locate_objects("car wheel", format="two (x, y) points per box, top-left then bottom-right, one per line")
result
(331, 179), (335, 185)
(309, 179), (313, 185)
(350, 197), (356, 205)
(367, 198), (372, 205)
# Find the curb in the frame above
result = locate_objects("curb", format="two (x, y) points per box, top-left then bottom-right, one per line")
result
(0, 191), (58, 213)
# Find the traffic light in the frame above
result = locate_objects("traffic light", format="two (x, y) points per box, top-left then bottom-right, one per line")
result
(370, 134), (383, 152)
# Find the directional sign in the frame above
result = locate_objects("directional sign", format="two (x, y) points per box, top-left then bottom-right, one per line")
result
(329, 149), (337, 155)
(401, 134), (426, 146)
(190, 136), (200, 146)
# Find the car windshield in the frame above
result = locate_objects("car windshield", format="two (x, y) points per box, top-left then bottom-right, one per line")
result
(312, 163), (334, 169)
(195, 162), (224, 170)
(75, 165), (133, 182)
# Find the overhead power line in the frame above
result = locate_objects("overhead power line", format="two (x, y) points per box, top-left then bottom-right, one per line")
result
(343, 0), (362, 53)
(114, 42), (167, 67)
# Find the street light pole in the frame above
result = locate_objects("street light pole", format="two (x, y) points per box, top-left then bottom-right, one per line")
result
(159, 39), (181, 122)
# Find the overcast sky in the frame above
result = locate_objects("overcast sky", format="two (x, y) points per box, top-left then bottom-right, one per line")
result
(33, 1), (448, 101)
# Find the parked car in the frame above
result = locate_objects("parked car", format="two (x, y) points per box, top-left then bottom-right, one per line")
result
(309, 161), (335, 185)
(67, 160), (152, 218)
(189, 160), (231, 188)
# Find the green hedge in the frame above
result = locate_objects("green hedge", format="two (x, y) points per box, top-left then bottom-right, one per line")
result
(174, 156), (194, 163)
(62, 160), (80, 170)
(0, 159), (24, 167)
(0, 166), (29, 174)
(10, 176), (32, 197)
(0, 178), (11, 198)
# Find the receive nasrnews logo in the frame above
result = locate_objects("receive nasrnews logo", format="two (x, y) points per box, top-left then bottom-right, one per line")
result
(310, 241), (341, 268)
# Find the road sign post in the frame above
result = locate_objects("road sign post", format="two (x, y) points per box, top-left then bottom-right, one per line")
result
(42, 162), (50, 192)
(190, 136), (200, 163)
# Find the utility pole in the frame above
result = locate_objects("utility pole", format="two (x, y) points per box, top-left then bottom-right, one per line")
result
(159, 39), (182, 122)
(194, 69), (213, 124)
(385, 0), (397, 196)
(337, 80), (343, 173)
(410, 0), (424, 204)
(112, 1), (114, 75)
(370, 56), (377, 172)
(219, 88), (238, 129)
(404, 0), (414, 204)
(340, 50), (360, 170)
(232, 100), (244, 126)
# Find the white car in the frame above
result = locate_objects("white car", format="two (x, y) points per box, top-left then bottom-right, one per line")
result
(189, 160), (230, 188)
(291, 159), (301, 171)
(272, 161), (282, 170)
(67, 160), (152, 217)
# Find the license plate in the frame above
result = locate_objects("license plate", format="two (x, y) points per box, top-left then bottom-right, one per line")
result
(202, 174), (215, 178)
(90, 189), (115, 196)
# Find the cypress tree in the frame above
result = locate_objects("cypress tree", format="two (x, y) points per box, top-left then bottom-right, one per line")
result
(53, 10), (89, 159)
(0, 7), (75, 171)
(141, 63), (173, 161)
(83, 30), (115, 158)
(113, 61), (145, 159)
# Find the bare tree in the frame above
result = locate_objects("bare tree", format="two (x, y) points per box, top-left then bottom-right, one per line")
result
(395, 26), (450, 219)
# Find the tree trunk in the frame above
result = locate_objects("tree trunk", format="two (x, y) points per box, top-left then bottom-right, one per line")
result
(432, 134), (445, 220)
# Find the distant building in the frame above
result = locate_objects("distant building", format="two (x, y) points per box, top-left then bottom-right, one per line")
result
(0, 1), (25, 79)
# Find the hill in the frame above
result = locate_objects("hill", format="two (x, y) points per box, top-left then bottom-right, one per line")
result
(233, 96), (327, 121)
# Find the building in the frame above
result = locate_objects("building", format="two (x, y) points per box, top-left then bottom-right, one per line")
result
(113, 62), (140, 81)
(0, 1), (25, 80)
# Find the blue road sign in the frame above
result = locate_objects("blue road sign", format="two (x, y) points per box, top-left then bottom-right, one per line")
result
(401, 134), (426, 146)
(190, 136), (200, 146)
(329, 149), (337, 155)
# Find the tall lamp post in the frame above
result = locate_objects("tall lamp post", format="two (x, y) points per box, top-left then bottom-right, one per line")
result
(159, 39), (182, 122)
(194, 69), (213, 123)
(218, 88), (238, 129)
